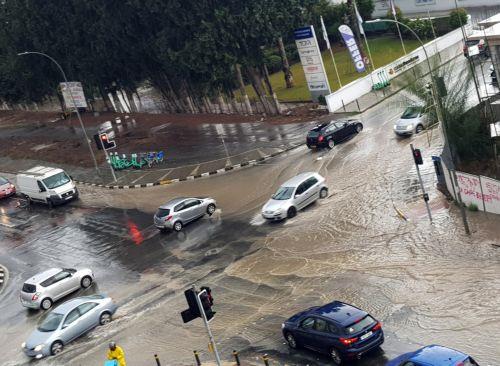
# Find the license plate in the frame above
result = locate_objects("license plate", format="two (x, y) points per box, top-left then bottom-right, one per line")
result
(360, 331), (373, 340)
(310, 145), (316, 148)
(64, 195), (72, 200)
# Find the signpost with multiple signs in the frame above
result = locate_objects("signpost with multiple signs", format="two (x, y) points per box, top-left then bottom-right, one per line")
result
(59, 81), (88, 110)
(294, 25), (331, 102)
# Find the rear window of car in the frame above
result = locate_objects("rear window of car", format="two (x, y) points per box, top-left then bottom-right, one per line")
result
(22, 283), (36, 293)
(465, 40), (479, 46)
(307, 130), (320, 137)
(156, 208), (170, 217)
(345, 315), (375, 334)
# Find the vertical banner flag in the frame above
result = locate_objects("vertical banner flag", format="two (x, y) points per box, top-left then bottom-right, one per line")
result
(353, 1), (365, 35)
(390, 0), (397, 17)
(320, 16), (331, 49)
(294, 25), (331, 102)
(338, 25), (366, 73)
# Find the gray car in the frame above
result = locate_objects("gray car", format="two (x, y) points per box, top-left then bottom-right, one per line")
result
(154, 197), (217, 232)
(22, 294), (117, 358)
(262, 172), (328, 220)
(20, 268), (95, 310)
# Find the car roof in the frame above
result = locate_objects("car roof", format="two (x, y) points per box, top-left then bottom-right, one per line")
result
(158, 197), (189, 209)
(408, 345), (468, 365)
(281, 172), (319, 187)
(25, 268), (62, 284)
(311, 301), (367, 326)
(52, 295), (106, 314)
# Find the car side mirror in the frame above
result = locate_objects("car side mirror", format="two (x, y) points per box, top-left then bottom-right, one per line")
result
(62, 324), (69, 329)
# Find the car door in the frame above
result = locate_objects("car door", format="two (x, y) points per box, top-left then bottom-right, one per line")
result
(49, 270), (75, 300)
(60, 306), (83, 342)
(293, 181), (309, 210)
(190, 199), (205, 218)
(304, 177), (320, 205)
(309, 317), (338, 354)
(181, 199), (200, 221)
(294, 317), (316, 349)
(75, 302), (100, 334)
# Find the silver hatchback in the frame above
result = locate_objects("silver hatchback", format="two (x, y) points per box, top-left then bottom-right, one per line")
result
(22, 294), (117, 358)
(20, 268), (95, 310)
(154, 197), (217, 232)
(262, 172), (328, 220)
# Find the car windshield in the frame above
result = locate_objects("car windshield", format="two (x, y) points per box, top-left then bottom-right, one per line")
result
(37, 312), (64, 332)
(272, 187), (294, 200)
(0, 177), (8, 185)
(401, 107), (421, 119)
(345, 315), (375, 334)
(156, 208), (170, 217)
(465, 40), (479, 46)
(42, 172), (71, 189)
(333, 122), (345, 129)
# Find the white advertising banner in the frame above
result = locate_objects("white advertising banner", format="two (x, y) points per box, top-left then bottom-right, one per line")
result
(294, 26), (331, 102)
(480, 175), (500, 214)
(60, 82), (88, 109)
(455, 171), (484, 210)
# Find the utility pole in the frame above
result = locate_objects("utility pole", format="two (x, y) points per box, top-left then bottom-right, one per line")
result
(411, 144), (432, 222)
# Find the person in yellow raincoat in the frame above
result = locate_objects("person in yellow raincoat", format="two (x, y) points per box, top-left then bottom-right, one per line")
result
(107, 342), (126, 366)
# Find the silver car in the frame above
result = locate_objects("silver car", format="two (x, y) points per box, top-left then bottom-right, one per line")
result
(262, 172), (328, 220)
(393, 106), (430, 136)
(20, 268), (95, 310)
(22, 294), (117, 358)
(154, 197), (217, 232)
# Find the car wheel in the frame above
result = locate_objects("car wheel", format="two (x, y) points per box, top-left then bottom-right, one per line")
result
(47, 199), (54, 209)
(50, 341), (63, 355)
(285, 332), (298, 349)
(319, 187), (328, 199)
(307, 144), (313, 149)
(327, 139), (335, 149)
(81, 276), (92, 289)
(356, 123), (363, 133)
(173, 221), (183, 232)
(206, 203), (216, 216)
(330, 348), (342, 365)
(40, 298), (53, 310)
(287, 207), (297, 219)
(99, 312), (112, 325)
(416, 124), (424, 133)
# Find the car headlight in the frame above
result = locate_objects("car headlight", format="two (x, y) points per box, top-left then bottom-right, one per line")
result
(393, 124), (398, 130)
(281, 323), (285, 329)
(21, 342), (26, 348)
(34, 344), (44, 352)
(406, 124), (414, 131)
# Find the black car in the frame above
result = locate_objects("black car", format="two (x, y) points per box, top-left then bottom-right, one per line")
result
(463, 39), (489, 58)
(282, 301), (384, 365)
(306, 120), (363, 149)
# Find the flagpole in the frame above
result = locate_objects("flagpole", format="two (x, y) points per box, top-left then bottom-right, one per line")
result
(354, 0), (375, 71)
(321, 16), (343, 88)
(392, 0), (407, 54)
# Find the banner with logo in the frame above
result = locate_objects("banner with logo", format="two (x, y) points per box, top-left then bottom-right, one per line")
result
(294, 25), (331, 102)
(60, 82), (88, 109)
(338, 25), (365, 73)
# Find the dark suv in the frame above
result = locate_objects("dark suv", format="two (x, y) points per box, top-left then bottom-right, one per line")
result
(306, 120), (363, 149)
(282, 301), (384, 365)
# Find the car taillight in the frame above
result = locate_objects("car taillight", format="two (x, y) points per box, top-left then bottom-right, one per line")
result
(372, 321), (382, 331)
(318, 135), (324, 142)
(32, 292), (40, 301)
(340, 337), (358, 346)
(165, 215), (172, 221)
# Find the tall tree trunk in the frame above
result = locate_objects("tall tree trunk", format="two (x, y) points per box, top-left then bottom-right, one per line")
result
(119, 89), (131, 113)
(134, 90), (143, 112)
(247, 66), (275, 115)
(235, 64), (253, 115)
(124, 88), (138, 113)
(99, 85), (113, 112)
(110, 89), (124, 113)
(277, 36), (294, 88)
(262, 65), (281, 115)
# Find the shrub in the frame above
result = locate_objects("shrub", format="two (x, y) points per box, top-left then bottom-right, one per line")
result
(265, 54), (283, 74)
(449, 8), (468, 29)
(468, 203), (479, 211)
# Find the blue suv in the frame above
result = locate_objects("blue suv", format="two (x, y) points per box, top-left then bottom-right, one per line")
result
(387, 345), (479, 366)
(282, 301), (384, 365)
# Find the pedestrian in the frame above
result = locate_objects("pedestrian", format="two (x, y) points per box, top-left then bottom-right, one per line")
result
(107, 341), (126, 366)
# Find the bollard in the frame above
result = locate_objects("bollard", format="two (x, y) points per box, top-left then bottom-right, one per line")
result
(233, 350), (241, 366)
(193, 350), (201, 366)
(154, 354), (161, 366)
(262, 354), (270, 366)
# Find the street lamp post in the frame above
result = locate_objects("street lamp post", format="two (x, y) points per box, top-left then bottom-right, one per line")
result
(17, 51), (99, 173)
(366, 19), (470, 235)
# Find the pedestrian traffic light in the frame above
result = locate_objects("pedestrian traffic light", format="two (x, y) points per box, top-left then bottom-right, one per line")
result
(413, 148), (423, 165)
(93, 132), (116, 150)
(200, 286), (215, 321)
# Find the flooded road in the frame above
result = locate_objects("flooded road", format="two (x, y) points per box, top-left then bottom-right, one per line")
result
(1, 84), (500, 366)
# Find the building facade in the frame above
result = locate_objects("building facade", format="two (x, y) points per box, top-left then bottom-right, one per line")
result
(373, 0), (500, 17)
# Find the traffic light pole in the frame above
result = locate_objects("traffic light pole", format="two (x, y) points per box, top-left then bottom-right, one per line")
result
(192, 285), (222, 366)
(101, 142), (117, 182)
(411, 144), (432, 223)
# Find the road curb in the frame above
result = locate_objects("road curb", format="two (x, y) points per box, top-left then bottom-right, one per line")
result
(74, 143), (302, 189)
(0, 265), (8, 296)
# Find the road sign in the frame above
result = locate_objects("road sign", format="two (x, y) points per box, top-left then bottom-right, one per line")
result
(59, 82), (88, 109)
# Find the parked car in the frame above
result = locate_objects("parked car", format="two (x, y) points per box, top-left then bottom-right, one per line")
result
(154, 197), (217, 232)
(282, 301), (384, 365)
(463, 39), (489, 58)
(16, 166), (78, 207)
(393, 106), (430, 136)
(306, 120), (363, 149)
(262, 172), (327, 220)
(0, 176), (16, 199)
(22, 294), (117, 358)
(20, 268), (95, 310)
(386, 345), (479, 366)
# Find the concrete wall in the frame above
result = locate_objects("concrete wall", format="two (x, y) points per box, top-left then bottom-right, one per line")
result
(373, 0), (499, 17)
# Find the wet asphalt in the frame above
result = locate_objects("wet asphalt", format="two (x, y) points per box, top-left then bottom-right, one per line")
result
(1, 60), (500, 365)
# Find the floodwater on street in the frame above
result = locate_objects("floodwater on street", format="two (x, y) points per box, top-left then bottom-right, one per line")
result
(1, 83), (500, 366)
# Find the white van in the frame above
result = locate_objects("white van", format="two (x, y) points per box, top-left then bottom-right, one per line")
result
(17, 166), (78, 207)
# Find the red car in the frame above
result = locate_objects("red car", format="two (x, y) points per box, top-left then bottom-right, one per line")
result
(0, 176), (16, 199)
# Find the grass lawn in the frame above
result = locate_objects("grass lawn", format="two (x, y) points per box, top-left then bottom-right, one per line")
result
(245, 37), (421, 102)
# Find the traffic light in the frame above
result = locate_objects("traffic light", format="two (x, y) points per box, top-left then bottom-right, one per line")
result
(181, 287), (216, 323)
(200, 286), (215, 321)
(93, 133), (116, 150)
(413, 148), (423, 165)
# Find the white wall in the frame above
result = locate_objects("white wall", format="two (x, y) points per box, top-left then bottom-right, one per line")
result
(373, 0), (499, 17)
